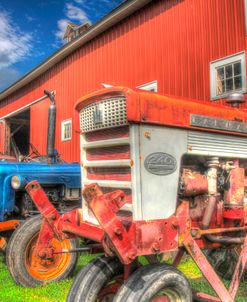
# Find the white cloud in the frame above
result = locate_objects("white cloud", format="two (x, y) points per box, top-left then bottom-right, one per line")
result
(66, 3), (88, 22)
(0, 11), (32, 70)
(55, 18), (70, 40)
(25, 14), (36, 22)
(55, 2), (90, 42)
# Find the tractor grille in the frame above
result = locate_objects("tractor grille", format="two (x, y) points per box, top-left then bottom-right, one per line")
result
(81, 126), (132, 191)
(79, 97), (132, 222)
(80, 97), (127, 133)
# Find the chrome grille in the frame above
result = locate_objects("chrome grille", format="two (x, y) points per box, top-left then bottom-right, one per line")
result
(188, 131), (247, 158)
(80, 126), (132, 224)
(80, 97), (127, 133)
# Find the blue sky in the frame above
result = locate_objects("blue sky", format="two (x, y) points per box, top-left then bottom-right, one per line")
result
(0, 0), (123, 92)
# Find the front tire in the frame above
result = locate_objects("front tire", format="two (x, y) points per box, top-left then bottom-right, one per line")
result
(6, 216), (79, 287)
(114, 263), (192, 302)
(67, 256), (123, 302)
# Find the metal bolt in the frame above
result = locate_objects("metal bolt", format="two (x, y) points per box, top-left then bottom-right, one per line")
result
(128, 251), (136, 261)
(190, 229), (198, 237)
(152, 242), (160, 253)
(114, 228), (122, 236)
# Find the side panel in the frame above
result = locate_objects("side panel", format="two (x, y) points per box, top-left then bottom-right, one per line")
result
(138, 125), (187, 220)
(188, 131), (247, 158)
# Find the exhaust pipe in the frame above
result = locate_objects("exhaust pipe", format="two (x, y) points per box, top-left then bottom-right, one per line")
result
(44, 90), (56, 163)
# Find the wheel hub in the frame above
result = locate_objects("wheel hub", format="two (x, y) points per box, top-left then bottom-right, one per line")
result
(25, 234), (72, 281)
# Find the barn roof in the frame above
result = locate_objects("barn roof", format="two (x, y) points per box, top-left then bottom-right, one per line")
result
(0, 0), (151, 101)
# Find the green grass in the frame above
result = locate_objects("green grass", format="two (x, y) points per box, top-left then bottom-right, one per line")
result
(0, 254), (97, 302)
(0, 254), (246, 301)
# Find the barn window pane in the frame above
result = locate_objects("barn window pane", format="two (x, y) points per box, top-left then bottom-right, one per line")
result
(226, 78), (233, 91)
(234, 62), (241, 76)
(225, 65), (233, 78)
(216, 80), (225, 95)
(216, 67), (224, 80)
(234, 76), (242, 90)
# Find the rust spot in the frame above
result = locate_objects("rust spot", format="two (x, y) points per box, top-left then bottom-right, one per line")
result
(144, 131), (151, 139)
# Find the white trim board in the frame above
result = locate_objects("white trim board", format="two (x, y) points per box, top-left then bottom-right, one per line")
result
(0, 91), (55, 120)
(137, 80), (158, 92)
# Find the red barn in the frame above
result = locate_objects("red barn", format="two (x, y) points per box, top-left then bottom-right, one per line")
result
(0, 0), (246, 162)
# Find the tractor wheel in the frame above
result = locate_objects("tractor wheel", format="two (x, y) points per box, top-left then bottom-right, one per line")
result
(6, 216), (79, 287)
(205, 248), (247, 281)
(114, 264), (192, 302)
(67, 256), (123, 302)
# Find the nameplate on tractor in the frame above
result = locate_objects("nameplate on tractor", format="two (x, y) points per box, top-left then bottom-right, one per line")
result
(190, 114), (247, 134)
(144, 152), (177, 175)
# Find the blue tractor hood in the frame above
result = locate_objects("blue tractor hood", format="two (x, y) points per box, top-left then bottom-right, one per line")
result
(0, 161), (81, 221)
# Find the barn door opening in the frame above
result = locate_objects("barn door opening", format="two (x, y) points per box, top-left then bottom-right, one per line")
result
(5, 109), (31, 158)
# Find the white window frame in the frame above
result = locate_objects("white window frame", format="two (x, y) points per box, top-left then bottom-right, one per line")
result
(137, 80), (158, 92)
(61, 119), (72, 142)
(210, 52), (246, 100)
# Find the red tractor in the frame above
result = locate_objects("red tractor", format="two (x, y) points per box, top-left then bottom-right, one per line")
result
(7, 87), (247, 301)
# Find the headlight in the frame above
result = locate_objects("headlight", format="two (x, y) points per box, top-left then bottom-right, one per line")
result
(11, 176), (22, 189)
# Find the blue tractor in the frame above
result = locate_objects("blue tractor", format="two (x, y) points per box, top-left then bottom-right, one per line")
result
(0, 90), (81, 254)
(0, 161), (80, 239)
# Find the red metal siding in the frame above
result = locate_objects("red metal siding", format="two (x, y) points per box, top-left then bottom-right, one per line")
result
(0, 0), (246, 162)
(0, 122), (6, 154)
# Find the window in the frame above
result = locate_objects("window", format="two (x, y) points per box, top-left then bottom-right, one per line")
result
(137, 80), (158, 92)
(61, 119), (72, 141)
(210, 52), (246, 99)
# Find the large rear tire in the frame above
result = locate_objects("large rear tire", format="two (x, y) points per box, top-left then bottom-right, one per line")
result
(67, 256), (123, 302)
(6, 216), (79, 287)
(114, 263), (192, 302)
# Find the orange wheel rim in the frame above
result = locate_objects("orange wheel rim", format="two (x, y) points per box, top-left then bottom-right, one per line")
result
(25, 234), (72, 281)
